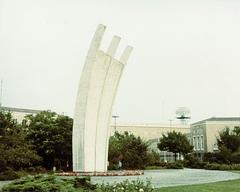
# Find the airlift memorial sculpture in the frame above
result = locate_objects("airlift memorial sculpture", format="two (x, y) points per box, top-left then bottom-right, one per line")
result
(72, 24), (133, 172)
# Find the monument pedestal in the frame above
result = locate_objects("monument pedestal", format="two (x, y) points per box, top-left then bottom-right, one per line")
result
(57, 170), (144, 177)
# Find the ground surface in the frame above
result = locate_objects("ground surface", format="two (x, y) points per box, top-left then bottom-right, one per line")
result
(0, 169), (240, 189)
(91, 168), (240, 188)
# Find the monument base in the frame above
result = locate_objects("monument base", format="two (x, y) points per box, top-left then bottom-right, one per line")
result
(57, 170), (144, 177)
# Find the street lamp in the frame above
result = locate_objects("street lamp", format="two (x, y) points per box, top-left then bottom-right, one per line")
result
(169, 119), (173, 128)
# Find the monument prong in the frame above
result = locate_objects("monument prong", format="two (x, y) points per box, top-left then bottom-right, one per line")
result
(120, 46), (133, 64)
(87, 24), (106, 59)
(107, 36), (121, 57)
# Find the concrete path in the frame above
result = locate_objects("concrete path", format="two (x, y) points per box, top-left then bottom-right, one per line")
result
(91, 169), (240, 188)
(1, 169), (240, 189)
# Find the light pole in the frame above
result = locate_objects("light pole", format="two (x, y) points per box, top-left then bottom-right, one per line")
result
(169, 119), (173, 128)
(0, 80), (3, 108)
(112, 115), (119, 132)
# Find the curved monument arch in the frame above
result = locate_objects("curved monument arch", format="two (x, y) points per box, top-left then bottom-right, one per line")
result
(73, 24), (133, 172)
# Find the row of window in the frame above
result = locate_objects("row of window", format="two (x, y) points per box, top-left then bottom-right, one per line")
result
(193, 135), (204, 151)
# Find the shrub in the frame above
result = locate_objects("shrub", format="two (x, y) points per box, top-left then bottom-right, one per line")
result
(98, 179), (155, 192)
(204, 163), (240, 170)
(1, 175), (76, 192)
(73, 176), (96, 190)
(184, 154), (207, 169)
(108, 132), (149, 170)
(154, 161), (168, 167)
(2, 174), (156, 192)
(231, 153), (240, 164)
(0, 168), (20, 181)
(203, 152), (231, 164)
(166, 161), (184, 169)
(145, 161), (184, 170)
(25, 166), (47, 174)
(146, 150), (161, 166)
(145, 165), (165, 170)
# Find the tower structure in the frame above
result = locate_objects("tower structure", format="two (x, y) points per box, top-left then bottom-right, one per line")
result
(176, 107), (191, 125)
(72, 24), (133, 172)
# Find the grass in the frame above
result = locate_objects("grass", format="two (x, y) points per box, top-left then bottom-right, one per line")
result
(156, 178), (240, 192)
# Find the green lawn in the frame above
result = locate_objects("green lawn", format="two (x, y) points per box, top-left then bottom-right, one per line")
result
(157, 178), (240, 192)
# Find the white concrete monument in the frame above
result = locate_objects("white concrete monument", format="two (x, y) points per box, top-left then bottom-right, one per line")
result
(72, 24), (133, 172)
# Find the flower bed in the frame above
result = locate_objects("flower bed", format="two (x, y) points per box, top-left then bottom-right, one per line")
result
(57, 170), (144, 176)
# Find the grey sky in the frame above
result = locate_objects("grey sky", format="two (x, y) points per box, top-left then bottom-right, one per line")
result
(1, 0), (240, 124)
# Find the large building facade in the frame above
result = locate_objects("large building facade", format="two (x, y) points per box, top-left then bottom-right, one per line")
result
(110, 123), (190, 162)
(0, 106), (41, 123)
(6, 105), (239, 162)
(190, 117), (240, 158)
(110, 123), (190, 141)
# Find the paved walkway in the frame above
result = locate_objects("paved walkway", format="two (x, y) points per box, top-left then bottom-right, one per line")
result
(91, 169), (240, 188)
(0, 169), (240, 189)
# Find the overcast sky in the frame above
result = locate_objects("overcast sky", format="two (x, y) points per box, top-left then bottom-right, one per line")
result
(1, 0), (240, 124)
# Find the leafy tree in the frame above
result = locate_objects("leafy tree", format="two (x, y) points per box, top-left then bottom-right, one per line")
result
(217, 127), (240, 153)
(146, 149), (160, 166)
(0, 111), (41, 171)
(203, 127), (240, 164)
(0, 111), (17, 135)
(233, 126), (240, 136)
(108, 132), (149, 169)
(25, 111), (73, 170)
(157, 131), (193, 161)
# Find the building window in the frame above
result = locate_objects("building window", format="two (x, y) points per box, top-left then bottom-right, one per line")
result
(193, 137), (196, 151)
(201, 135), (204, 150)
(197, 136), (201, 150)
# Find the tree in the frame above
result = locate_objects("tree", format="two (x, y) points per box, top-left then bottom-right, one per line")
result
(233, 126), (240, 136)
(108, 132), (149, 169)
(0, 111), (41, 171)
(25, 111), (73, 170)
(157, 131), (193, 161)
(217, 127), (240, 153)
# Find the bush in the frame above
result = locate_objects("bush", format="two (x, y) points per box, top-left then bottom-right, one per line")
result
(25, 166), (47, 174)
(73, 176), (96, 190)
(203, 152), (230, 164)
(204, 163), (240, 170)
(154, 161), (168, 167)
(0, 169), (20, 181)
(2, 174), (156, 192)
(166, 161), (184, 169)
(145, 161), (184, 170)
(98, 179), (155, 192)
(184, 154), (207, 169)
(108, 132), (149, 170)
(2, 175), (76, 192)
(145, 165), (165, 170)
(146, 150), (161, 166)
(204, 152), (240, 165)
(231, 153), (240, 164)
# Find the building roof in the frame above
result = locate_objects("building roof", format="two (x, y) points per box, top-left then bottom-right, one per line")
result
(192, 117), (240, 125)
(110, 122), (190, 129)
(0, 106), (41, 114)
